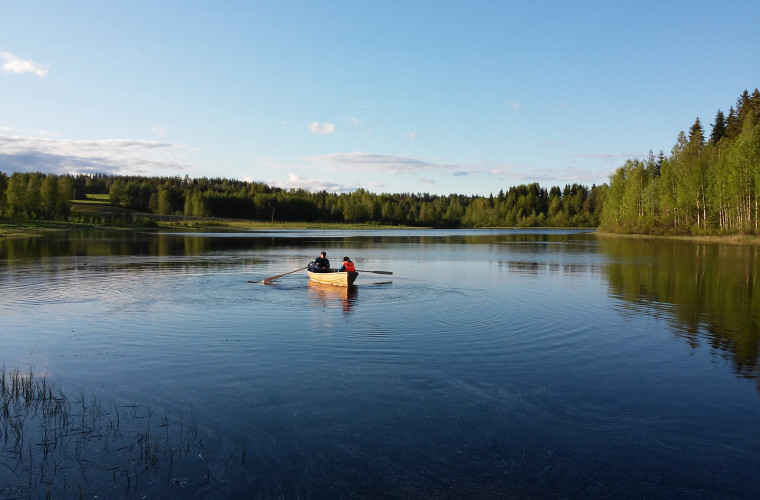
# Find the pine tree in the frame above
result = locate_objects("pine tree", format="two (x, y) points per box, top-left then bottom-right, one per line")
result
(736, 89), (751, 125)
(710, 110), (727, 144)
(688, 117), (705, 147)
(726, 106), (741, 140)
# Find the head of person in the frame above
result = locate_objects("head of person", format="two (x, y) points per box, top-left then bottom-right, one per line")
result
(343, 256), (350, 262)
(320, 252), (326, 258)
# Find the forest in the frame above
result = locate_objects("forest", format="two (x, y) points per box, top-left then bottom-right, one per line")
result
(0, 169), (603, 228)
(601, 89), (760, 235)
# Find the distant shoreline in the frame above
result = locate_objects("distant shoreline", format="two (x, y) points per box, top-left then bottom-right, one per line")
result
(0, 216), (417, 238)
(4, 217), (759, 245)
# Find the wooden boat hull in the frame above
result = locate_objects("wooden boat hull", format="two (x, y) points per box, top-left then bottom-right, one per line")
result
(307, 270), (358, 286)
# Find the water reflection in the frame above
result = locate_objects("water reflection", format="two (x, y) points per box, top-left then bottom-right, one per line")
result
(0, 228), (595, 262)
(600, 237), (760, 382)
(307, 280), (358, 313)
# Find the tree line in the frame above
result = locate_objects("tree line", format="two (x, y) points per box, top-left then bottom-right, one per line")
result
(0, 170), (604, 228)
(601, 89), (760, 235)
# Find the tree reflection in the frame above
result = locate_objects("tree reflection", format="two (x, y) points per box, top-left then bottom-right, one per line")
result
(601, 237), (760, 386)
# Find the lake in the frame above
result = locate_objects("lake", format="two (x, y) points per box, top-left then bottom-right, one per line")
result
(1, 228), (759, 498)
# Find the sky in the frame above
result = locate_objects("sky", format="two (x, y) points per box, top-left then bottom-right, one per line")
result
(1, 1), (759, 197)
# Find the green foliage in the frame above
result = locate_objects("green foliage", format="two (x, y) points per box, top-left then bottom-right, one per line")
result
(601, 89), (760, 235)
(0, 173), (74, 220)
(1, 171), (605, 228)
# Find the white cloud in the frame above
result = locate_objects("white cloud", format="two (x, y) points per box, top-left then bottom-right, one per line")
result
(506, 100), (521, 110)
(0, 51), (49, 77)
(408, 132), (418, 140)
(307, 121), (336, 135)
(0, 133), (195, 176)
(346, 117), (360, 125)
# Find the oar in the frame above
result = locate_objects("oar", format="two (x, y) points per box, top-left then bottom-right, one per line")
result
(356, 269), (393, 275)
(247, 266), (308, 284)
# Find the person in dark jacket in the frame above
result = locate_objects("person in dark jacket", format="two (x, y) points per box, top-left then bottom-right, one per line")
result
(312, 251), (330, 272)
(339, 256), (355, 272)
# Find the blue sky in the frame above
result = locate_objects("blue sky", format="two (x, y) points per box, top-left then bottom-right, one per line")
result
(1, 1), (759, 196)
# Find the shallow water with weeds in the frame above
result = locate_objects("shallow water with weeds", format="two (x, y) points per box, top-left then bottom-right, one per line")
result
(1, 229), (759, 497)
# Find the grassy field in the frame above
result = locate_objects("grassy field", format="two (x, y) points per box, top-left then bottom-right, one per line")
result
(73, 193), (110, 204)
(0, 218), (96, 237)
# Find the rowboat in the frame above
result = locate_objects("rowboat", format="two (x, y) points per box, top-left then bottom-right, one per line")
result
(307, 270), (359, 286)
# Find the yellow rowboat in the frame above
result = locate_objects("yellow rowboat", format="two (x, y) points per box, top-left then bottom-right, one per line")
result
(307, 270), (358, 286)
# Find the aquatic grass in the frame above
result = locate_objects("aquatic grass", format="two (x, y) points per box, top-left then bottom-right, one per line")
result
(0, 366), (245, 498)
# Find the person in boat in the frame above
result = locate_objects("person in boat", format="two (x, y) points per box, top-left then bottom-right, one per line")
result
(339, 256), (355, 272)
(310, 251), (330, 272)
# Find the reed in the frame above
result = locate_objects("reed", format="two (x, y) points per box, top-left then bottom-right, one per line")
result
(0, 366), (245, 497)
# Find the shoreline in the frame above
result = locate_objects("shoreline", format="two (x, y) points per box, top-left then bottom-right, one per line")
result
(0, 217), (417, 238)
(4, 217), (759, 245)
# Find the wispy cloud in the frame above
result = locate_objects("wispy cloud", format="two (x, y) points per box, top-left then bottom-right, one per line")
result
(509, 163), (614, 187)
(149, 125), (167, 138)
(0, 51), (49, 77)
(266, 173), (360, 194)
(0, 134), (194, 176)
(408, 132), (418, 141)
(304, 152), (521, 180)
(307, 122), (336, 135)
(570, 152), (644, 159)
(305, 152), (438, 176)
(506, 100), (521, 110)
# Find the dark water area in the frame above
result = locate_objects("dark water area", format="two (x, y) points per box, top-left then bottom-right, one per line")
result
(1, 229), (759, 498)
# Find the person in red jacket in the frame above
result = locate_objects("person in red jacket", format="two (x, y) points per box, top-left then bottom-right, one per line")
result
(339, 256), (355, 272)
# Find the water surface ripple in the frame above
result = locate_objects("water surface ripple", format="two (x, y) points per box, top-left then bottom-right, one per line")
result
(1, 229), (759, 498)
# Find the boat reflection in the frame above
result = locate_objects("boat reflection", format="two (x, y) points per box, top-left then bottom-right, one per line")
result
(307, 280), (358, 313)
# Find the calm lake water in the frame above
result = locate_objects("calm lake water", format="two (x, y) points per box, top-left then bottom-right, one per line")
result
(1, 228), (759, 498)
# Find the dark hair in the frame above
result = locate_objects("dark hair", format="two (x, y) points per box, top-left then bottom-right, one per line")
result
(343, 256), (350, 261)
(320, 252), (326, 256)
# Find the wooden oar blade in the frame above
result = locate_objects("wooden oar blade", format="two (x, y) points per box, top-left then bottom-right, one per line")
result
(356, 270), (393, 275)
